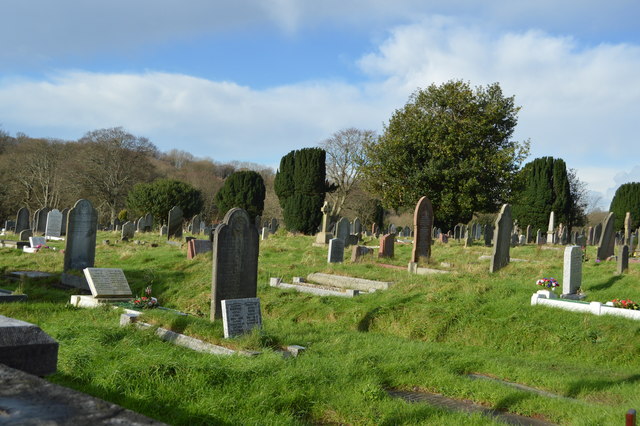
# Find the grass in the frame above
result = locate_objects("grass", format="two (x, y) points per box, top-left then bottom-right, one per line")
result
(0, 230), (639, 424)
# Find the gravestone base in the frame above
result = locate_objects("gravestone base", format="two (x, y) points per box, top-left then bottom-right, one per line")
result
(60, 273), (90, 291)
(315, 232), (331, 244)
(69, 295), (132, 308)
(560, 293), (587, 300)
(408, 262), (450, 275)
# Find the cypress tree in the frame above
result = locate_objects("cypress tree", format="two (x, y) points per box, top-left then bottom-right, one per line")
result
(214, 171), (265, 221)
(275, 148), (328, 234)
(610, 182), (640, 230)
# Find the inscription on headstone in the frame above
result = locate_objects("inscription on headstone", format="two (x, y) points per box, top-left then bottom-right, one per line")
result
(335, 217), (350, 245)
(221, 298), (262, 338)
(63, 199), (98, 272)
(411, 196), (433, 264)
(83, 268), (132, 297)
(562, 246), (582, 296)
(45, 209), (63, 238)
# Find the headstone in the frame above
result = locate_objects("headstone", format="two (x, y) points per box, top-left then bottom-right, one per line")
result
(490, 204), (512, 273)
(121, 221), (135, 240)
(33, 207), (51, 235)
(510, 233), (518, 247)
(187, 239), (213, 259)
(596, 212), (616, 260)
(624, 212), (632, 245)
(378, 233), (395, 258)
(19, 230), (32, 241)
(389, 224), (397, 235)
(160, 224), (167, 236)
(586, 226), (594, 245)
(83, 268), (132, 298)
(371, 223), (378, 236)
(143, 213), (153, 232)
(411, 196), (433, 264)
(315, 201), (332, 244)
(63, 199), (98, 272)
(221, 298), (262, 338)
(439, 233), (449, 243)
(113, 218), (121, 232)
(136, 216), (144, 233)
(44, 209), (63, 238)
(617, 245), (629, 275)
(60, 208), (69, 235)
(336, 217), (350, 245)
(403, 226), (411, 237)
(454, 225), (461, 240)
(351, 245), (374, 262)
(15, 207), (30, 235)
(519, 235), (526, 245)
(0, 315), (58, 376)
(484, 225), (493, 246)
(546, 211), (555, 245)
(536, 229), (543, 244)
(562, 246), (582, 296)
(559, 225), (568, 245)
(167, 206), (183, 239)
(525, 225), (531, 244)
(261, 227), (269, 240)
(29, 236), (46, 248)
(191, 214), (202, 235)
(327, 238), (344, 263)
(593, 223), (603, 245)
(210, 208), (258, 320)
(270, 218), (278, 234)
(3, 220), (15, 231)
(352, 217), (362, 235)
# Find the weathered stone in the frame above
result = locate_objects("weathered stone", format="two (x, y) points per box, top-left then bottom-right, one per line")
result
(411, 196), (433, 264)
(546, 211), (555, 245)
(378, 233), (395, 258)
(490, 204), (512, 273)
(187, 239), (213, 259)
(352, 217), (362, 235)
(0, 315), (58, 376)
(315, 201), (332, 244)
(624, 212), (632, 245)
(211, 208), (258, 320)
(536, 229), (543, 245)
(307, 272), (392, 291)
(350, 245), (374, 262)
(525, 225), (531, 244)
(160, 224), (168, 236)
(121, 220), (135, 240)
(596, 212), (616, 260)
(261, 227), (269, 240)
(19, 229), (32, 241)
(15, 207), (30, 234)
(63, 199), (97, 272)
(83, 268), (132, 298)
(593, 223), (603, 245)
(167, 205), (183, 239)
(617, 245), (629, 275)
(562, 246), (582, 296)
(29, 236), (46, 248)
(44, 209), (63, 238)
(221, 297), (262, 338)
(327, 238), (344, 263)
(191, 214), (202, 235)
(336, 217), (350, 245)
(33, 207), (51, 235)
(454, 224), (461, 240)
(270, 218), (278, 234)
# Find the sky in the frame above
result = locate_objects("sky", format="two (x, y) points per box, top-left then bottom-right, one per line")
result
(1, 1), (639, 210)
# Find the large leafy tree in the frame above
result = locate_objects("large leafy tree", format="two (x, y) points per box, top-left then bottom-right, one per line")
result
(610, 182), (640, 230)
(126, 179), (203, 225)
(360, 80), (529, 230)
(512, 157), (579, 231)
(274, 147), (328, 234)
(214, 170), (265, 221)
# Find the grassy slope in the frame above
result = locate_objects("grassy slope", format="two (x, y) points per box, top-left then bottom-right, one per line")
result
(0, 231), (639, 425)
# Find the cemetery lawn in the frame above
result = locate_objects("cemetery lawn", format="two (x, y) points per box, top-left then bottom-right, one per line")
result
(1, 232), (639, 425)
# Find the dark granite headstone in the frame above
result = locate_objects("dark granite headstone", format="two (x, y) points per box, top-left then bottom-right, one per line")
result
(121, 221), (135, 240)
(19, 229), (32, 241)
(33, 207), (51, 235)
(63, 199), (97, 272)
(221, 298), (262, 338)
(327, 238), (344, 263)
(0, 315), (58, 376)
(15, 207), (30, 234)
(45, 209), (63, 238)
(617, 245), (629, 275)
(336, 217), (350, 245)
(60, 208), (69, 235)
(210, 208), (258, 320)
(484, 225), (494, 246)
(596, 212), (615, 260)
(593, 223), (603, 246)
(167, 206), (183, 239)
(411, 196), (433, 264)
(490, 204), (512, 273)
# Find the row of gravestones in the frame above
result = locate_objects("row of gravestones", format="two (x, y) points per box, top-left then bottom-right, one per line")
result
(10, 207), (69, 240)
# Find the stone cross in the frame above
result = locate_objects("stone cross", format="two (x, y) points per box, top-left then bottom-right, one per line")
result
(63, 199), (97, 272)
(167, 206), (183, 239)
(210, 208), (258, 320)
(562, 246), (582, 296)
(596, 212), (616, 260)
(490, 204), (512, 273)
(411, 196), (433, 264)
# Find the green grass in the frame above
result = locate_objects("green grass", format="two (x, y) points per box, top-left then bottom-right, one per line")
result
(1, 231), (639, 425)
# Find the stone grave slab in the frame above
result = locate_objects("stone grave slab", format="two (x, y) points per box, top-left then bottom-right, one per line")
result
(221, 297), (262, 338)
(307, 272), (392, 291)
(0, 315), (58, 376)
(0, 288), (28, 303)
(84, 268), (132, 298)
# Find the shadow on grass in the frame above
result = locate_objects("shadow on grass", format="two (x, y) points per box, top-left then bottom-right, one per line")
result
(49, 372), (235, 426)
(357, 295), (422, 332)
(565, 374), (640, 398)
(587, 275), (623, 291)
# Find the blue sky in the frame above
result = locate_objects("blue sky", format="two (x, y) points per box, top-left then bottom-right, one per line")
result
(1, 0), (639, 209)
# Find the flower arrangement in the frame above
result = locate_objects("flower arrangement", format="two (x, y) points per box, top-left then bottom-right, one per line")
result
(132, 286), (158, 309)
(536, 277), (559, 290)
(611, 299), (640, 310)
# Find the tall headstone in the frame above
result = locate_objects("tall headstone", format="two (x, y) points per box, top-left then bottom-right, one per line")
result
(336, 217), (350, 245)
(33, 207), (51, 235)
(454, 225), (461, 240)
(378, 233), (395, 258)
(352, 217), (362, 235)
(489, 204), (512, 273)
(60, 208), (69, 235)
(327, 238), (344, 263)
(63, 199), (97, 272)
(546, 211), (555, 245)
(411, 196), (433, 264)
(316, 201), (332, 244)
(593, 223), (602, 245)
(525, 225), (531, 244)
(210, 208), (258, 320)
(562, 246), (582, 297)
(191, 214), (202, 235)
(19, 229), (32, 241)
(536, 229), (543, 244)
(587, 226), (594, 245)
(143, 213), (153, 232)
(270, 218), (278, 234)
(15, 207), (30, 235)
(484, 225), (494, 246)
(617, 245), (629, 275)
(261, 227), (269, 240)
(167, 206), (183, 239)
(44, 209), (63, 238)
(121, 221), (135, 240)
(596, 212), (616, 260)
(624, 212), (632, 245)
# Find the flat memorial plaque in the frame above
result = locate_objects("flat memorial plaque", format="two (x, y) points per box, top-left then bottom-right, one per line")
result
(221, 298), (262, 338)
(29, 236), (46, 248)
(83, 268), (132, 298)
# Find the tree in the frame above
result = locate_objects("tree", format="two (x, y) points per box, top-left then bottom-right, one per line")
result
(511, 157), (584, 231)
(126, 179), (203, 225)
(610, 182), (640, 230)
(360, 80), (529, 230)
(214, 171), (265, 221)
(77, 127), (158, 222)
(320, 128), (374, 217)
(274, 148), (328, 234)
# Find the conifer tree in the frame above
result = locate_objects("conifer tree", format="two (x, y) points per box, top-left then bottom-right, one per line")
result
(214, 170), (265, 221)
(610, 182), (640, 230)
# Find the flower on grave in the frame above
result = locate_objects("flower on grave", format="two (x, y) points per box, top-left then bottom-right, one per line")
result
(145, 285), (152, 296)
(612, 299), (640, 310)
(595, 258), (601, 263)
(536, 277), (559, 290)
(132, 286), (159, 309)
